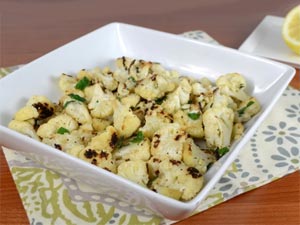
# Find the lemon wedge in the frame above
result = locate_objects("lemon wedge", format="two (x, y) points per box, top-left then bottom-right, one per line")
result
(282, 5), (300, 55)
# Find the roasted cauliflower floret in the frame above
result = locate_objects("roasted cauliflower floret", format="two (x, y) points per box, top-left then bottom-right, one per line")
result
(42, 132), (83, 152)
(8, 120), (40, 140)
(216, 73), (249, 102)
(88, 84), (114, 119)
(183, 138), (216, 174)
(161, 77), (192, 114)
(117, 83), (130, 97)
(71, 127), (94, 145)
(115, 57), (152, 82)
(151, 63), (179, 83)
(147, 157), (162, 179)
(191, 82), (208, 96)
(140, 103), (173, 138)
(59, 73), (77, 94)
(113, 101), (141, 138)
(117, 160), (149, 186)
(62, 95), (92, 125)
(203, 105), (234, 148)
(235, 97), (261, 122)
(14, 105), (39, 121)
(212, 90), (237, 111)
(36, 114), (78, 138)
(14, 95), (55, 121)
(92, 118), (112, 132)
(135, 74), (174, 101)
(150, 123), (187, 161)
(79, 147), (116, 173)
(120, 94), (140, 108)
(95, 67), (118, 91)
(88, 126), (118, 152)
(150, 159), (204, 201)
(173, 107), (204, 138)
(66, 145), (84, 157)
(77, 69), (99, 84)
(114, 137), (151, 164)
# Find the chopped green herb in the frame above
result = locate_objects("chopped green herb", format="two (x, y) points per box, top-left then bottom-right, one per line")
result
(130, 131), (144, 143)
(238, 101), (255, 116)
(63, 100), (75, 108)
(128, 76), (136, 83)
(216, 147), (230, 158)
(155, 96), (166, 105)
(75, 76), (90, 90)
(57, 127), (70, 134)
(68, 93), (86, 103)
(188, 112), (200, 120)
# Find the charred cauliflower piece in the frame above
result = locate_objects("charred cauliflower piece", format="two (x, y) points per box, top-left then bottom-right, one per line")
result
(42, 132), (83, 152)
(216, 73), (249, 102)
(114, 137), (151, 164)
(8, 120), (40, 140)
(135, 74), (172, 101)
(147, 157), (162, 180)
(161, 77), (191, 114)
(115, 56), (152, 82)
(62, 94), (92, 125)
(77, 69), (99, 84)
(79, 147), (116, 173)
(94, 67), (118, 91)
(235, 97), (261, 122)
(203, 105), (234, 149)
(150, 123), (187, 161)
(88, 84), (114, 119)
(117, 160), (149, 187)
(92, 118), (112, 132)
(88, 126), (118, 152)
(173, 107), (204, 138)
(59, 73), (77, 94)
(150, 159), (204, 201)
(36, 114), (78, 139)
(183, 138), (216, 174)
(14, 95), (55, 121)
(120, 94), (140, 108)
(140, 103), (173, 138)
(14, 105), (39, 121)
(113, 101), (141, 138)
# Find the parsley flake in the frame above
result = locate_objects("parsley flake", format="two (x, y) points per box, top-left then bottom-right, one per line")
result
(68, 93), (86, 103)
(57, 127), (70, 134)
(130, 131), (144, 143)
(216, 147), (230, 158)
(75, 76), (90, 90)
(63, 100), (75, 108)
(188, 112), (200, 120)
(128, 76), (136, 83)
(238, 101), (255, 116)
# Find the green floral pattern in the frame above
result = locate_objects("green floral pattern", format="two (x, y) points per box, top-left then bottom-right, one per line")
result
(1, 32), (299, 225)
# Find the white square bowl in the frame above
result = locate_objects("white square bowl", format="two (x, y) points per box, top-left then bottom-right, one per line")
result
(0, 22), (295, 220)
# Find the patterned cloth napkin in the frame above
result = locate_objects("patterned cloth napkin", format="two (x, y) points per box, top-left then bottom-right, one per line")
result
(1, 31), (299, 225)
